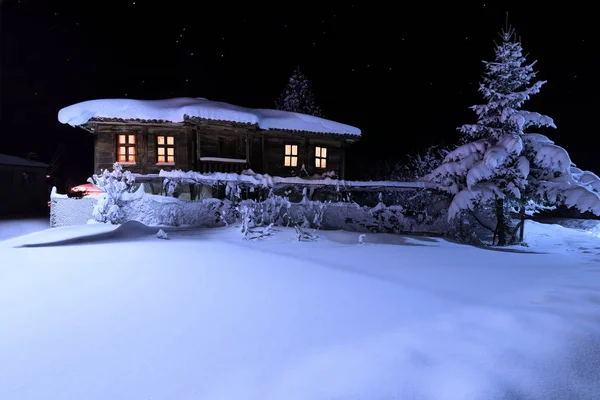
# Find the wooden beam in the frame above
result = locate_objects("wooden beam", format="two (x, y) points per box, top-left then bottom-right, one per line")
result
(94, 123), (99, 173)
(304, 136), (310, 171)
(340, 140), (346, 180)
(261, 134), (267, 174)
(141, 126), (149, 174)
(245, 131), (250, 163)
(196, 127), (201, 161)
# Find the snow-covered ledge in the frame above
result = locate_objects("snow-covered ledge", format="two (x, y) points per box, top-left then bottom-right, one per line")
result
(156, 169), (439, 190)
(200, 157), (247, 164)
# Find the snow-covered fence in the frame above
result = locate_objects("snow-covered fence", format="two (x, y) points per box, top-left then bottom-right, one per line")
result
(154, 169), (438, 193)
(50, 187), (98, 227)
(49, 185), (450, 234)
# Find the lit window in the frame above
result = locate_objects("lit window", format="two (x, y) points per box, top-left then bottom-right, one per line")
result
(117, 134), (136, 163)
(284, 144), (298, 167)
(157, 135), (175, 163)
(315, 146), (327, 168)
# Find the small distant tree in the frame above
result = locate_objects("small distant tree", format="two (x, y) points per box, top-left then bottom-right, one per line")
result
(398, 145), (449, 181)
(371, 145), (449, 182)
(275, 66), (323, 117)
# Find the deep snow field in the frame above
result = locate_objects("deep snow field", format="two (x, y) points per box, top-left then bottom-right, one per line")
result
(1, 219), (600, 400)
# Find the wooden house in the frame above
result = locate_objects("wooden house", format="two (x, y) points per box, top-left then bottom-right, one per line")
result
(0, 153), (49, 216)
(58, 97), (360, 179)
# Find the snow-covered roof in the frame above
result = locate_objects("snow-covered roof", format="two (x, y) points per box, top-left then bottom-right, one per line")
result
(58, 97), (361, 137)
(0, 153), (49, 168)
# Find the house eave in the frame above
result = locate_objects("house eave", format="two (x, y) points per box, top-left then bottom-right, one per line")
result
(78, 116), (360, 141)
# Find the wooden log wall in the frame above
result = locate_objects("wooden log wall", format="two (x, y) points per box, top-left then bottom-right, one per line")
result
(94, 123), (191, 174)
(92, 119), (352, 178)
(261, 131), (344, 178)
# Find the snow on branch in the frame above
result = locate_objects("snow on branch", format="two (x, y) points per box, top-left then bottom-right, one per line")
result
(448, 182), (504, 219)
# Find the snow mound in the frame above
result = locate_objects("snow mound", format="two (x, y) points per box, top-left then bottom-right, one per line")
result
(15, 220), (159, 248)
(58, 97), (361, 136)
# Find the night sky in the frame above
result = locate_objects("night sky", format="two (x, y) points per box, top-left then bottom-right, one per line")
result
(1, 1), (599, 183)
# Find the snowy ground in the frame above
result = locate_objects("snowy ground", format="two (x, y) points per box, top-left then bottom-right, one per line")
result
(0, 217), (49, 241)
(1, 220), (600, 400)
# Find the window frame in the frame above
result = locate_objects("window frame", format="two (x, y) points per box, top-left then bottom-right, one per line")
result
(315, 146), (327, 169)
(157, 135), (176, 164)
(117, 134), (137, 164)
(284, 144), (298, 167)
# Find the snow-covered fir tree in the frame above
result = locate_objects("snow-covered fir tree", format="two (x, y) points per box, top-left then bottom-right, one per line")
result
(422, 28), (600, 245)
(275, 66), (323, 117)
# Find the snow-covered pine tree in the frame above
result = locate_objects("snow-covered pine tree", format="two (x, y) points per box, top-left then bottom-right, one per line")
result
(422, 28), (557, 245)
(275, 66), (323, 117)
(520, 133), (600, 231)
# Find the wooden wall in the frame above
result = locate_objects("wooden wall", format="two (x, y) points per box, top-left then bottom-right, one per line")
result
(261, 131), (345, 178)
(94, 123), (191, 174)
(92, 120), (351, 178)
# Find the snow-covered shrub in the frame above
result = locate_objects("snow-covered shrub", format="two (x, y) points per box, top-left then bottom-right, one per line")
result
(163, 178), (179, 197)
(237, 202), (255, 237)
(235, 195), (292, 237)
(88, 162), (135, 224)
(312, 201), (328, 229)
(294, 225), (318, 241)
(254, 195), (291, 226)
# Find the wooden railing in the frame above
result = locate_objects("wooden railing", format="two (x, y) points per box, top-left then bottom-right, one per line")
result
(199, 161), (249, 174)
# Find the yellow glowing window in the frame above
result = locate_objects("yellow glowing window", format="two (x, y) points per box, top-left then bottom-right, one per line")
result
(117, 134), (136, 163)
(315, 146), (327, 169)
(284, 144), (298, 167)
(157, 135), (175, 163)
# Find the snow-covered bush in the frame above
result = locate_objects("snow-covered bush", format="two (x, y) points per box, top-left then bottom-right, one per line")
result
(237, 202), (254, 237)
(163, 178), (179, 197)
(88, 162), (136, 224)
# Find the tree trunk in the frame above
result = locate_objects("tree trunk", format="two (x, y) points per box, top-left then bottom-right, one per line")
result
(519, 206), (526, 242)
(495, 198), (507, 246)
